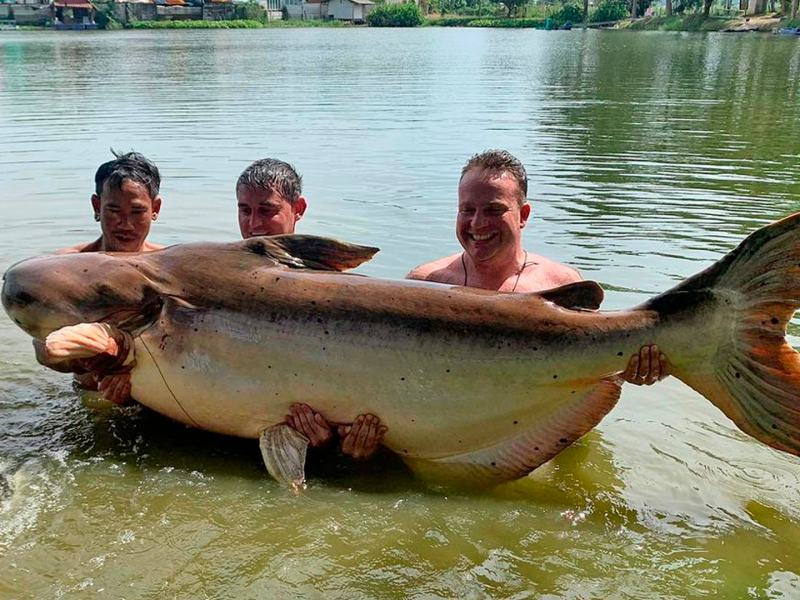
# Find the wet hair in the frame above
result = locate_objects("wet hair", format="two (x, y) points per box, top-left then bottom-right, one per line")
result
(94, 150), (161, 201)
(460, 150), (528, 206)
(236, 158), (303, 206)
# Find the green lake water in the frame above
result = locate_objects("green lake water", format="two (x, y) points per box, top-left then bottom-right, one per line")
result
(1, 27), (800, 599)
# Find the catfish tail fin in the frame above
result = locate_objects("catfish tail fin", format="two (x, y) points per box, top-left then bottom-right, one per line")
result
(642, 213), (800, 456)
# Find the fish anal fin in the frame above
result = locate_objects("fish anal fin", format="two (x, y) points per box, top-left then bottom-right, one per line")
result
(406, 378), (622, 486)
(536, 281), (605, 311)
(259, 424), (309, 492)
(242, 235), (379, 272)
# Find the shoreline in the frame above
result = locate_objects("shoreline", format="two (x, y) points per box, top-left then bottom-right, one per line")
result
(4, 14), (799, 32)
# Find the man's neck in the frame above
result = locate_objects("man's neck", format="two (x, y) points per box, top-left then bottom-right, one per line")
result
(464, 249), (527, 291)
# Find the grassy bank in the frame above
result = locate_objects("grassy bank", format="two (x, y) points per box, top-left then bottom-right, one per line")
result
(129, 19), (349, 29)
(425, 16), (546, 27)
(623, 14), (735, 31)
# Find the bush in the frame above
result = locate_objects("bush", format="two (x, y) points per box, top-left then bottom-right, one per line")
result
(467, 16), (543, 25)
(590, 0), (628, 21)
(554, 2), (582, 24)
(367, 2), (424, 26)
(234, 1), (268, 21)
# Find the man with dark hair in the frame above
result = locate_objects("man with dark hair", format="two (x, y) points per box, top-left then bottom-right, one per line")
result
(54, 150), (164, 402)
(408, 149), (670, 385)
(235, 157), (387, 460)
(60, 150), (163, 254)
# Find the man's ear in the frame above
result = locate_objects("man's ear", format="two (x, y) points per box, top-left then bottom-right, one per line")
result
(152, 195), (163, 216)
(294, 196), (308, 222)
(91, 194), (101, 216)
(519, 202), (531, 228)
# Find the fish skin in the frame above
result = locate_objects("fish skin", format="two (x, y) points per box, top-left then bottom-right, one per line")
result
(4, 217), (800, 485)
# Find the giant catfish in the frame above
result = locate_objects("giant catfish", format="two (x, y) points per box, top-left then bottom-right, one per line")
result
(3, 215), (800, 488)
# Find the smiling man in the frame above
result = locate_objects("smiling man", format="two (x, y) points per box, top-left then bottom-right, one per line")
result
(408, 149), (670, 386)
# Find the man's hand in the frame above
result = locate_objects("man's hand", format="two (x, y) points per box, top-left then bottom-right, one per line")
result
(623, 344), (671, 386)
(96, 373), (133, 405)
(338, 414), (387, 461)
(285, 403), (333, 449)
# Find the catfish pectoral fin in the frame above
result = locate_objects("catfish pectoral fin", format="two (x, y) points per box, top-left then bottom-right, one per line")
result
(259, 424), (309, 492)
(41, 323), (135, 375)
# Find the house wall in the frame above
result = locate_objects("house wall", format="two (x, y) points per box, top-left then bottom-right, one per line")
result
(302, 1), (323, 19)
(157, 5), (202, 20)
(114, 2), (157, 23)
(327, 0), (354, 19)
(7, 4), (50, 24)
(283, 0), (301, 18)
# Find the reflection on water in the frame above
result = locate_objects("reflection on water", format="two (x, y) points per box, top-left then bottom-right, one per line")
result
(1, 28), (800, 599)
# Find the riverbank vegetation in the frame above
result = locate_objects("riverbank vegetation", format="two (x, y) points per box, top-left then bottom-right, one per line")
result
(129, 18), (347, 28)
(366, 3), (425, 26)
(8, 0), (798, 32)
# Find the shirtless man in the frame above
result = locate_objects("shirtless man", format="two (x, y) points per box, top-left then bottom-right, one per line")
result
(407, 149), (670, 385)
(55, 151), (164, 403)
(58, 151), (163, 255)
(235, 158), (387, 460)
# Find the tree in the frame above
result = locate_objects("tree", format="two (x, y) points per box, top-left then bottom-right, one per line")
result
(491, 0), (529, 17)
(666, 0), (672, 14)
(793, 0), (798, 17)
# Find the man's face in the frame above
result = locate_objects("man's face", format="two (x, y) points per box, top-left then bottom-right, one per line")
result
(456, 168), (530, 264)
(91, 179), (161, 253)
(237, 186), (306, 239)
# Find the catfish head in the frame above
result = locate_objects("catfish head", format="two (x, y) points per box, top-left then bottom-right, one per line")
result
(2, 252), (162, 341)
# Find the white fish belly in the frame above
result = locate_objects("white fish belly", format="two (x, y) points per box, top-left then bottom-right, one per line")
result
(128, 308), (645, 460)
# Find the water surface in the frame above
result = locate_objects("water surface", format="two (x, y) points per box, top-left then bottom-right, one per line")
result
(1, 28), (800, 599)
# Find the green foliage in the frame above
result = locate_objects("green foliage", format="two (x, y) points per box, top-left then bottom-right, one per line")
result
(425, 15), (481, 23)
(625, 14), (734, 29)
(466, 16), (543, 24)
(94, 1), (122, 30)
(589, 0), (628, 21)
(490, 0), (528, 17)
(234, 1), (268, 22)
(367, 2), (424, 26)
(427, 0), (469, 14)
(672, 0), (702, 13)
(554, 2), (582, 23)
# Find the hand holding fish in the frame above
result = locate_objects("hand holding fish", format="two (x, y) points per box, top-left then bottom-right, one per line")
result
(286, 403), (333, 448)
(96, 373), (134, 405)
(623, 345), (671, 386)
(338, 414), (387, 461)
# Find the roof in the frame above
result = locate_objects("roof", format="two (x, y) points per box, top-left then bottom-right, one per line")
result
(53, 0), (95, 7)
(346, 0), (375, 4)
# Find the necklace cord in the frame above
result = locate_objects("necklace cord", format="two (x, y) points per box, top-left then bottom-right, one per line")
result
(462, 250), (529, 292)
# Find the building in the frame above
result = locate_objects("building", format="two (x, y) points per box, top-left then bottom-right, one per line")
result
(325, 0), (372, 22)
(53, 0), (97, 28)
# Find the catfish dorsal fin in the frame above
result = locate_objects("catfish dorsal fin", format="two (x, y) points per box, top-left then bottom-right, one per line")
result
(242, 235), (379, 272)
(535, 280), (605, 311)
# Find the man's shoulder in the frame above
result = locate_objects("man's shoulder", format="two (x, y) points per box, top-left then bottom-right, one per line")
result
(54, 240), (98, 255)
(406, 253), (463, 284)
(529, 253), (582, 280)
(517, 253), (584, 292)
